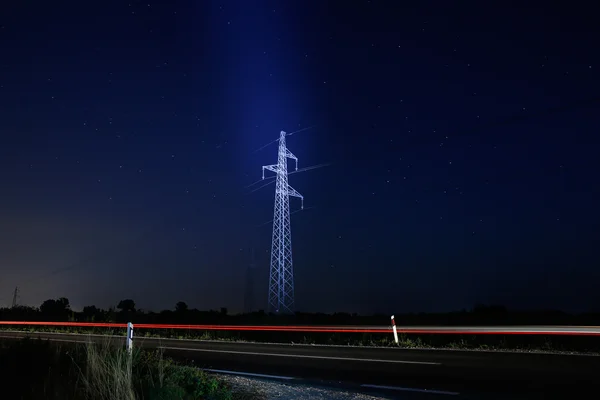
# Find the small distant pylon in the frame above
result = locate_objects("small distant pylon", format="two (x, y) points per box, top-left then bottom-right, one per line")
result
(262, 131), (304, 314)
(11, 286), (18, 308)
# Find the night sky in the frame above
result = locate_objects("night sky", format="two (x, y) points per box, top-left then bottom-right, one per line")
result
(0, 1), (599, 314)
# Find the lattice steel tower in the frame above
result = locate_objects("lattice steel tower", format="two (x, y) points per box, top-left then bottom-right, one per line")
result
(262, 130), (304, 314)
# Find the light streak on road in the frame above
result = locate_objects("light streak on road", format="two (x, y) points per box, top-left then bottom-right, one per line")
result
(1, 321), (600, 336)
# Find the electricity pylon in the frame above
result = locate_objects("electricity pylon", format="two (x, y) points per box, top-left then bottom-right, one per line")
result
(11, 286), (18, 308)
(262, 130), (304, 314)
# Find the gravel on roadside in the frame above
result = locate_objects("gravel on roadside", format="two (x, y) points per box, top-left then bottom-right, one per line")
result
(215, 374), (394, 400)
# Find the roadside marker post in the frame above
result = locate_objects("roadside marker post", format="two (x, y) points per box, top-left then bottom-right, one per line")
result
(391, 315), (399, 345)
(126, 322), (134, 355)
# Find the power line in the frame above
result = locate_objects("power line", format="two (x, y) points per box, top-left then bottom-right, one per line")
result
(253, 137), (281, 154)
(286, 125), (316, 137)
(252, 125), (316, 153)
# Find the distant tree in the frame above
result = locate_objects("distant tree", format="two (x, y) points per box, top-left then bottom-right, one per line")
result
(58, 297), (70, 309)
(106, 306), (117, 322)
(175, 301), (188, 312)
(220, 307), (228, 316)
(3, 305), (38, 321)
(83, 305), (99, 315)
(117, 299), (136, 313)
(82, 305), (101, 321)
(39, 297), (70, 318)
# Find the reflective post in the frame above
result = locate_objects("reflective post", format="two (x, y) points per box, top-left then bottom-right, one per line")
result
(391, 315), (399, 345)
(126, 322), (134, 355)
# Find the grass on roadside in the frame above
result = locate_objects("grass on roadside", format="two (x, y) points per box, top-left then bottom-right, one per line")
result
(0, 337), (257, 400)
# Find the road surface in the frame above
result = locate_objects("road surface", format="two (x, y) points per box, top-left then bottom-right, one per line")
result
(1, 330), (598, 399)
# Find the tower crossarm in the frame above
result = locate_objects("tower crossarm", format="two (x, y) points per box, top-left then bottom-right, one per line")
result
(285, 149), (298, 170)
(285, 149), (297, 160)
(287, 184), (304, 209)
(262, 164), (279, 179)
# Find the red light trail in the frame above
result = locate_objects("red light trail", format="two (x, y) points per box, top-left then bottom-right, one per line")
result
(1, 321), (600, 336)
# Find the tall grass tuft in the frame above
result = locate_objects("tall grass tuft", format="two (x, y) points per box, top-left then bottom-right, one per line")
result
(80, 338), (136, 400)
(0, 337), (237, 400)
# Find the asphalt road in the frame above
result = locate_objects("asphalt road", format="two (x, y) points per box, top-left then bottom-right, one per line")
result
(1, 330), (599, 399)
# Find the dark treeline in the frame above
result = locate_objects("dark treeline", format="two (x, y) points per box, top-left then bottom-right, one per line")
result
(1, 299), (600, 326)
